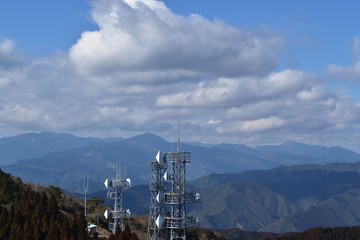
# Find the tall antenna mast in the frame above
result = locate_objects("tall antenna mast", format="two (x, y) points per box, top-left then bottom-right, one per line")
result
(147, 150), (168, 240)
(165, 125), (200, 240)
(104, 160), (131, 234)
(83, 174), (89, 219)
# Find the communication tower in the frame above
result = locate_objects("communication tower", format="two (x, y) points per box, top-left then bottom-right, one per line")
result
(83, 174), (89, 219)
(164, 129), (200, 240)
(104, 161), (131, 234)
(147, 150), (168, 240)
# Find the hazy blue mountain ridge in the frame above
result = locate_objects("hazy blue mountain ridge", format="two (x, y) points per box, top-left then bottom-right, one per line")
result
(188, 163), (360, 232)
(256, 140), (360, 162)
(100, 162), (360, 233)
(0, 132), (110, 165)
(2, 132), (360, 194)
(1, 133), (274, 193)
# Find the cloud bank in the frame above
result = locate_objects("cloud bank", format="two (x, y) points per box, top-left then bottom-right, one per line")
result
(326, 37), (360, 82)
(1, 0), (360, 151)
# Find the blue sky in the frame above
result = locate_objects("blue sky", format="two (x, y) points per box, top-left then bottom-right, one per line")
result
(1, 0), (360, 151)
(165, 0), (359, 69)
(2, 0), (358, 73)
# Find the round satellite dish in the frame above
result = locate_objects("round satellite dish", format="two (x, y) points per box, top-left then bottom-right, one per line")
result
(164, 172), (168, 181)
(126, 178), (131, 186)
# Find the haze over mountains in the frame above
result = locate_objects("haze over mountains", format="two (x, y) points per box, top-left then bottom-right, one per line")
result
(87, 161), (360, 233)
(2, 132), (360, 233)
(188, 163), (360, 232)
(0, 132), (115, 165)
(1, 131), (360, 193)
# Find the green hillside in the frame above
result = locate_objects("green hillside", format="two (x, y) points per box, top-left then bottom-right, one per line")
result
(0, 168), (90, 240)
(261, 226), (360, 240)
(0, 168), (139, 240)
(188, 163), (360, 232)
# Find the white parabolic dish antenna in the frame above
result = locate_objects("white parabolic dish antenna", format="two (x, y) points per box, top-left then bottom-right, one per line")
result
(126, 178), (131, 186)
(104, 178), (109, 188)
(156, 150), (163, 164)
(104, 209), (110, 219)
(155, 215), (164, 228)
(156, 191), (164, 204)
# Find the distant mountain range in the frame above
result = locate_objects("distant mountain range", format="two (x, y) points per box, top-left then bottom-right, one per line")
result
(0, 132), (112, 165)
(189, 162), (360, 232)
(2, 132), (360, 233)
(88, 161), (360, 233)
(1, 132), (360, 193)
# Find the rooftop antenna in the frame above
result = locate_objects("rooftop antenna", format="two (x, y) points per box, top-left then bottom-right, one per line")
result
(83, 174), (89, 219)
(104, 160), (131, 234)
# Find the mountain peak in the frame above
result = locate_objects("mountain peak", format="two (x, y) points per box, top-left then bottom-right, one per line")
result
(126, 133), (170, 148)
(280, 140), (307, 148)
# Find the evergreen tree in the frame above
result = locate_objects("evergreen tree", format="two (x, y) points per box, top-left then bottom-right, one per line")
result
(19, 189), (28, 210)
(0, 206), (8, 227)
(48, 195), (59, 218)
(13, 208), (23, 227)
(2, 223), (11, 240)
(33, 221), (43, 240)
(115, 225), (122, 240)
(41, 214), (49, 233)
(130, 232), (139, 240)
(109, 233), (115, 240)
(14, 224), (24, 240)
(7, 206), (14, 226)
(77, 212), (88, 240)
(60, 216), (70, 240)
(124, 224), (131, 239)
(119, 231), (126, 240)
(49, 215), (61, 239)
(0, 228), (5, 240)
(33, 191), (40, 207)
(69, 216), (78, 240)
(24, 193), (33, 216)
(23, 220), (34, 240)
(44, 227), (56, 240)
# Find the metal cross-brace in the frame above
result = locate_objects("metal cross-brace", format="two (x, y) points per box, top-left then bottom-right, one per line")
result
(164, 136), (200, 240)
(104, 161), (131, 234)
(147, 151), (168, 240)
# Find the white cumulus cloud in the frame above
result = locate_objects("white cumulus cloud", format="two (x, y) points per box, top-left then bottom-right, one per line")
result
(1, 0), (360, 152)
(69, 0), (283, 84)
(0, 39), (24, 68)
(326, 37), (360, 82)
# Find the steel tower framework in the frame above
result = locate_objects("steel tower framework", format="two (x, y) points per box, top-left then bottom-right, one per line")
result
(104, 161), (131, 234)
(147, 150), (168, 240)
(164, 136), (200, 240)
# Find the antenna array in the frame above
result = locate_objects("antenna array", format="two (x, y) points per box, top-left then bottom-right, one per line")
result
(83, 174), (89, 219)
(147, 126), (200, 240)
(147, 150), (168, 239)
(104, 160), (131, 234)
(165, 136), (200, 240)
